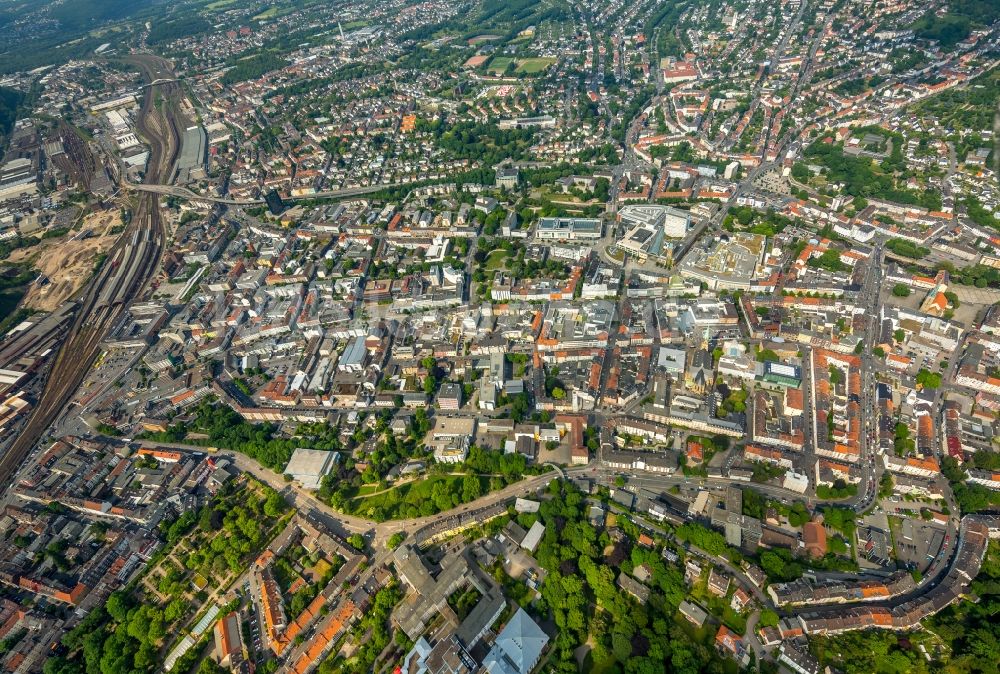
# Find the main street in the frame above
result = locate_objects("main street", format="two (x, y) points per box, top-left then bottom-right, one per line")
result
(137, 438), (586, 547)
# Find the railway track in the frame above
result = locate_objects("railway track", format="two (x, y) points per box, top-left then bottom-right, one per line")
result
(0, 55), (180, 489)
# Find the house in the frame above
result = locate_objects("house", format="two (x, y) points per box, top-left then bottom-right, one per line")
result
(802, 517), (828, 559)
(617, 573), (650, 604)
(678, 600), (708, 627)
(684, 559), (702, 585)
(708, 568), (730, 597)
(730, 587), (751, 612)
(715, 625), (749, 666)
(633, 564), (653, 584)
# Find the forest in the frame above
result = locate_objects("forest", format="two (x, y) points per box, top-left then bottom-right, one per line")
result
(221, 53), (290, 85)
(0, 86), (23, 142)
(529, 481), (734, 674)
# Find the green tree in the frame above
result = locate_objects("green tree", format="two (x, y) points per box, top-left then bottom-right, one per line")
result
(759, 609), (780, 628)
(263, 491), (286, 518)
(462, 475), (482, 502)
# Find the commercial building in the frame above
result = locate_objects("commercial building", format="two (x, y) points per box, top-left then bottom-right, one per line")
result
(678, 232), (767, 290)
(614, 205), (690, 262)
(283, 448), (340, 489)
(762, 361), (802, 388)
(536, 217), (602, 241)
(175, 125), (208, 183)
(426, 416), (476, 464)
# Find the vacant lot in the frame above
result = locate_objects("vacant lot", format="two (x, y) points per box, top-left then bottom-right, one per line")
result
(11, 207), (122, 312)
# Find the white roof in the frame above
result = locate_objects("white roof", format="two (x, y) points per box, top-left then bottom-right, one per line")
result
(514, 498), (540, 513)
(520, 521), (545, 552)
(283, 448), (338, 489)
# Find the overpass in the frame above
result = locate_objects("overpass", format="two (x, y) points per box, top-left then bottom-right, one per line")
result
(142, 78), (179, 88)
(124, 182), (263, 205)
(122, 180), (416, 205)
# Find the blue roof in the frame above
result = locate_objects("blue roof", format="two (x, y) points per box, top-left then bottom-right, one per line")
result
(483, 608), (548, 674)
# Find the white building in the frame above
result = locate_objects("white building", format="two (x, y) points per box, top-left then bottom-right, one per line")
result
(283, 448), (340, 489)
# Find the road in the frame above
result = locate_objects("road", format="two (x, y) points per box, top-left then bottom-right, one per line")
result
(124, 177), (432, 206)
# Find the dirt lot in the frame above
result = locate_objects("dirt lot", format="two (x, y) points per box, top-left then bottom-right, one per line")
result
(9, 208), (122, 312)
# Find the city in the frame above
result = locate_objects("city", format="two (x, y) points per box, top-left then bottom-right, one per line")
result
(0, 0), (998, 673)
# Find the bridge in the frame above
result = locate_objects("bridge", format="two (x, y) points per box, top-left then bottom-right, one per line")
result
(142, 78), (179, 88)
(122, 180), (413, 205)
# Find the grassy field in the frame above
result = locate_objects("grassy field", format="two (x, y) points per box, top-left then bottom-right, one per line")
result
(204, 0), (236, 10)
(488, 57), (514, 74)
(516, 57), (556, 73)
(485, 249), (510, 270)
(252, 6), (281, 20)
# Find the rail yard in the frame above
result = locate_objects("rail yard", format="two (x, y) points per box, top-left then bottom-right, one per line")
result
(0, 55), (179, 487)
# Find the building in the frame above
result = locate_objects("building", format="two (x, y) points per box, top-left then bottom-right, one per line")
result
(283, 448), (339, 489)
(802, 518), (828, 559)
(479, 378), (497, 410)
(536, 217), (602, 241)
(617, 573), (651, 604)
(678, 600), (708, 627)
(496, 167), (519, 190)
(393, 545), (473, 640)
(438, 382), (463, 410)
(521, 521), (546, 553)
(337, 335), (368, 372)
(678, 232), (767, 290)
(779, 643), (821, 674)
(707, 568), (730, 596)
(427, 416), (476, 464)
(614, 205), (691, 262)
(213, 612), (243, 669)
(762, 361), (802, 388)
(175, 125), (208, 183)
(265, 189), (285, 215)
(482, 608), (549, 674)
